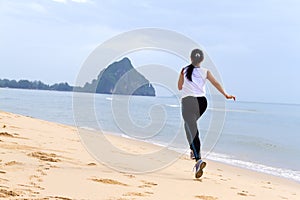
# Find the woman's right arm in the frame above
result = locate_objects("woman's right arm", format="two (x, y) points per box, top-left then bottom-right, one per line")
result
(177, 69), (184, 90)
(207, 70), (236, 101)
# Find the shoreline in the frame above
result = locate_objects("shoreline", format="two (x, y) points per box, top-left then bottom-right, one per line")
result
(0, 111), (299, 199)
(83, 127), (300, 184)
(105, 131), (300, 184)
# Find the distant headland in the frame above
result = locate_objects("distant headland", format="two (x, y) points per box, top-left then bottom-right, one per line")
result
(0, 79), (73, 91)
(0, 57), (156, 96)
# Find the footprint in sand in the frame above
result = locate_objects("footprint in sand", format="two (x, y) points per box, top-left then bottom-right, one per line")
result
(261, 181), (272, 185)
(122, 192), (147, 197)
(87, 162), (97, 166)
(261, 181), (273, 189)
(90, 178), (128, 186)
(0, 178), (9, 183)
(17, 183), (45, 196)
(144, 191), (154, 195)
(29, 174), (44, 184)
(0, 132), (14, 138)
(278, 196), (289, 199)
(195, 195), (218, 200)
(0, 188), (19, 198)
(262, 186), (273, 189)
(138, 180), (158, 188)
(237, 192), (247, 196)
(28, 180), (45, 191)
(0, 132), (23, 139)
(123, 174), (135, 178)
(27, 151), (61, 162)
(4, 161), (22, 166)
(27, 163), (49, 193)
(38, 169), (47, 176)
(237, 190), (249, 196)
(47, 196), (72, 200)
(7, 125), (20, 130)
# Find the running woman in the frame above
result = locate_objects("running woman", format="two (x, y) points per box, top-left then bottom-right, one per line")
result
(178, 49), (236, 178)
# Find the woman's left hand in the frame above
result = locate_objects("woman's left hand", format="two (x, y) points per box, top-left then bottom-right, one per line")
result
(225, 94), (236, 101)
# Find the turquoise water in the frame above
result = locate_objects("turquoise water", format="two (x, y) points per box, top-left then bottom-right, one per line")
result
(0, 88), (299, 182)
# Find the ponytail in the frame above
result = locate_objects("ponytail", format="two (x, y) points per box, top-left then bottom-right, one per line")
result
(185, 64), (194, 82)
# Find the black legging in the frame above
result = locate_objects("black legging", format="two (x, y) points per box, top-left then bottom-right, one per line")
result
(181, 96), (207, 161)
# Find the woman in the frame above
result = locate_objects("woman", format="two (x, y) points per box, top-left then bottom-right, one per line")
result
(178, 49), (235, 178)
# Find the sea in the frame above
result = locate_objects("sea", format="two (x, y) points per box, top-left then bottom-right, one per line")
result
(0, 87), (299, 182)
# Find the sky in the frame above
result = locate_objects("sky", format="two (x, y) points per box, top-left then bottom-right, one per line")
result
(1, 0), (300, 104)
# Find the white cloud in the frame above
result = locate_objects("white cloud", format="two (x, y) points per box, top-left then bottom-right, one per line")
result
(52, 0), (67, 3)
(1, 0), (300, 103)
(0, 1), (48, 16)
(71, 0), (89, 3)
(29, 2), (47, 13)
(51, 0), (91, 3)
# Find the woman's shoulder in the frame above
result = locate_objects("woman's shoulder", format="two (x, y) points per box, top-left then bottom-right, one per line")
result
(194, 66), (208, 72)
(195, 67), (209, 78)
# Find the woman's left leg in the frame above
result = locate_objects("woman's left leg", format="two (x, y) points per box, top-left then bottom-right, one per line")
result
(182, 96), (201, 161)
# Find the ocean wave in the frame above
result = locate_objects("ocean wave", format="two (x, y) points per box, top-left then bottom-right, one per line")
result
(164, 104), (180, 108)
(206, 152), (300, 183)
(161, 104), (257, 113)
(208, 108), (257, 113)
(79, 126), (97, 131)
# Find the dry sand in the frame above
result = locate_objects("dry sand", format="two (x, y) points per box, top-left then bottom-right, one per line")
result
(0, 111), (299, 200)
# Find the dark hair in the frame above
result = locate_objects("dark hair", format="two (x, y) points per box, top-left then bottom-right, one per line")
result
(185, 49), (204, 81)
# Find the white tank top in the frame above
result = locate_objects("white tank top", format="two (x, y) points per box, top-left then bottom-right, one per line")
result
(181, 66), (208, 98)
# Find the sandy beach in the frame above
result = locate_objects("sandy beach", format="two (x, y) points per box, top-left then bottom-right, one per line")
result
(0, 111), (299, 200)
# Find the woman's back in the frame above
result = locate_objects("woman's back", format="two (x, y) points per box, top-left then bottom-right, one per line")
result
(181, 66), (208, 98)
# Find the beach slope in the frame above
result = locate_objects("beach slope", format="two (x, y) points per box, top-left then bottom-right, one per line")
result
(0, 111), (299, 200)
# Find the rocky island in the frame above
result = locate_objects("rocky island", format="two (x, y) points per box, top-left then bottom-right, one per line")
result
(77, 57), (155, 96)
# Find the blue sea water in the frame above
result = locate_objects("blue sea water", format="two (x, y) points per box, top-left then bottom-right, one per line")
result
(0, 88), (299, 182)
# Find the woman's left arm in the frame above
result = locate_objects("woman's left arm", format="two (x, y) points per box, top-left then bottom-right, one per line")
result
(207, 70), (236, 101)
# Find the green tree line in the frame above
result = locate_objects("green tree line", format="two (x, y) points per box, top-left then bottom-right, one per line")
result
(0, 79), (73, 91)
